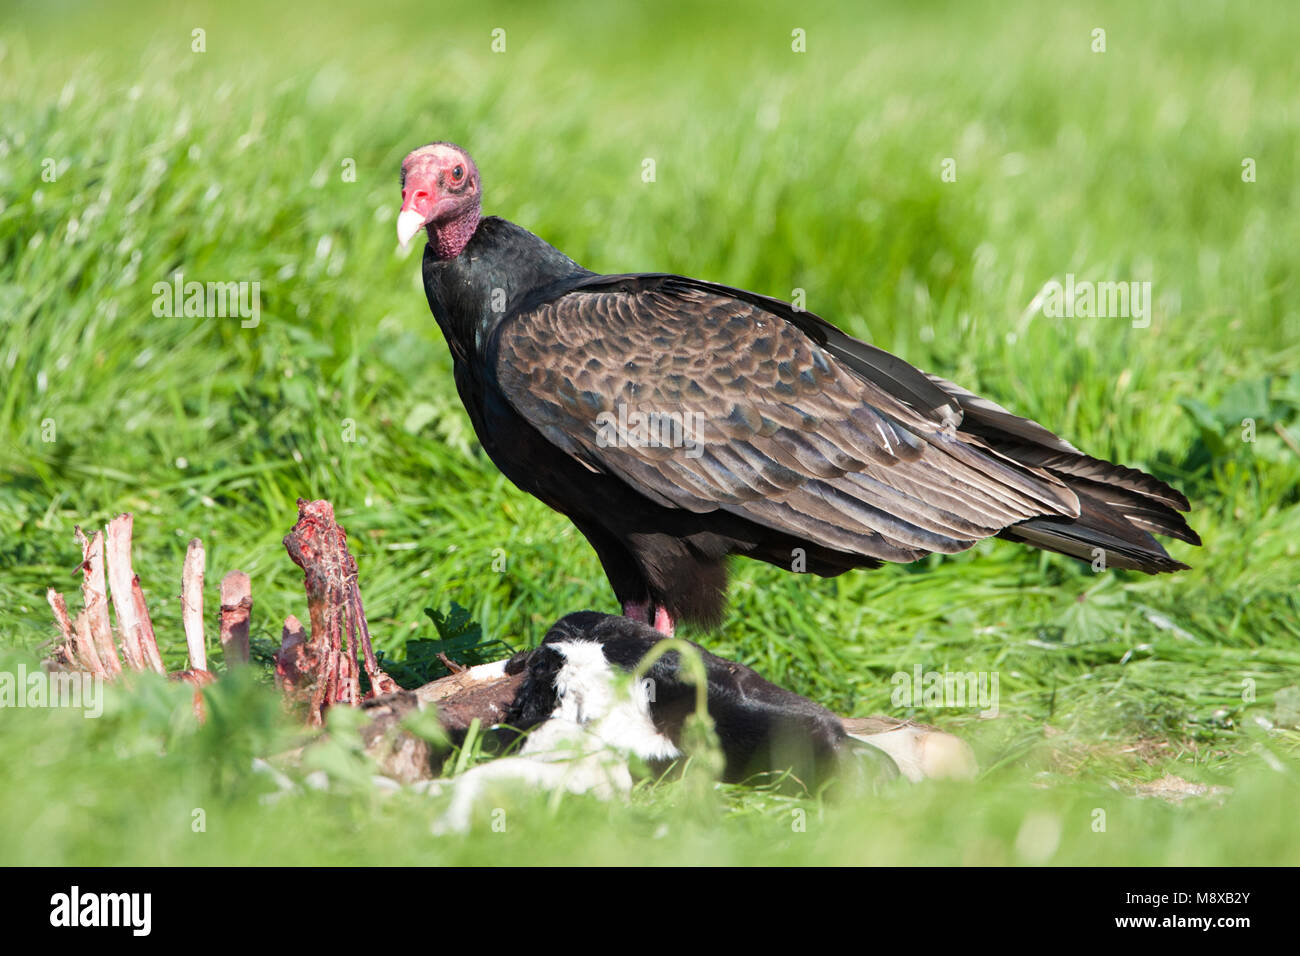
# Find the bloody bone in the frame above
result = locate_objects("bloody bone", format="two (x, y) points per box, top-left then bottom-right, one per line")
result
(75, 528), (120, 676)
(46, 517), (215, 693)
(103, 515), (165, 674)
(280, 498), (399, 725)
(44, 500), (977, 785)
(181, 539), (207, 672)
(42, 504), (510, 746)
(219, 570), (252, 666)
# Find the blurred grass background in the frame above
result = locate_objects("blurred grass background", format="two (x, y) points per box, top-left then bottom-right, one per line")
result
(1, 0), (1297, 864)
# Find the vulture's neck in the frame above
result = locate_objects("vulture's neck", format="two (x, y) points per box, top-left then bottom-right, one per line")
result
(421, 217), (591, 363)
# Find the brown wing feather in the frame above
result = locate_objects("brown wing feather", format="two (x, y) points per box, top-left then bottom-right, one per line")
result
(492, 281), (1083, 564)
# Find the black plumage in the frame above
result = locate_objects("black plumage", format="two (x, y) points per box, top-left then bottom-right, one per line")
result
(399, 143), (1199, 631)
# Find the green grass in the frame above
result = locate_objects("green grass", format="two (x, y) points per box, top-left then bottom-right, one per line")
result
(2, 0), (1298, 865)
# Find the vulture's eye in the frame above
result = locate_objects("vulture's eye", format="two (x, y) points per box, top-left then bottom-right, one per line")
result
(452, 164), (465, 182)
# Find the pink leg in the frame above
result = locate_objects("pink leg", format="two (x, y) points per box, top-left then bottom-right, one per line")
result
(652, 606), (675, 637)
(622, 599), (651, 623)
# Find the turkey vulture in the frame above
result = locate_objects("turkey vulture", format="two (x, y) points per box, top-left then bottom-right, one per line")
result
(398, 143), (1199, 635)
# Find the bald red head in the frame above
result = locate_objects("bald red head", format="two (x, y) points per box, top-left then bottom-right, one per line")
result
(398, 142), (482, 259)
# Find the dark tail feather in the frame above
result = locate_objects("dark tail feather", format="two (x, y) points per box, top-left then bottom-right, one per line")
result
(1003, 487), (1191, 572)
(922, 374), (1199, 574)
(1008, 446), (1199, 557)
(992, 448), (1198, 572)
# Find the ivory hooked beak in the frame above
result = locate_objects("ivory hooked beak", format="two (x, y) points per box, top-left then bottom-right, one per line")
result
(396, 209), (426, 249)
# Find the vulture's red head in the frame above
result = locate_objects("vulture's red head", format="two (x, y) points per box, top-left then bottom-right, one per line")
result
(398, 142), (482, 259)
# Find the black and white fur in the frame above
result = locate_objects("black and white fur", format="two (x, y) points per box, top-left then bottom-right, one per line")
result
(422, 612), (975, 832)
(501, 611), (849, 786)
